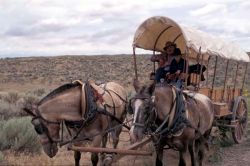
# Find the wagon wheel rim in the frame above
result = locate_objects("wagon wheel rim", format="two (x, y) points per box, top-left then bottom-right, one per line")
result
(232, 100), (248, 144)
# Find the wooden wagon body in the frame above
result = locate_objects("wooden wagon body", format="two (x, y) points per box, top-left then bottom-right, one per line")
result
(132, 16), (250, 143)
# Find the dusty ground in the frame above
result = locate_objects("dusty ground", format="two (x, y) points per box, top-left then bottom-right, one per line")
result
(1, 128), (250, 166)
(210, 140), (250, 166)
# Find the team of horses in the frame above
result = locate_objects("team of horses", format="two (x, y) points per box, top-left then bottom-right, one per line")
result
(24, 78), (214, 166)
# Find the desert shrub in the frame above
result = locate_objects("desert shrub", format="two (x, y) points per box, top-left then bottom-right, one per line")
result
(22, 95), (40, 106)
(30, 88), (46, 97)
(0, 117), (41, 153)
(0, 102), (13, 120)
(0, 101), (21, 120)
(3, 92), (20, 105)
(0, 92), (41, 120)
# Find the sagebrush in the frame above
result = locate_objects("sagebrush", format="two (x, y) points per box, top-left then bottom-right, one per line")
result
(0, 117), (41, 153)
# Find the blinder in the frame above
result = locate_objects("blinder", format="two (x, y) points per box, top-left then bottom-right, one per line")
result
(128, 95), (151, 115)
(32, 118), (47, 135)
(34, 123), (46, 135)
(31, 115), (61, 144)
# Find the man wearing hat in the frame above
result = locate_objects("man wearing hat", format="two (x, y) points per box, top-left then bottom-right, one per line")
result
(151, 41), (176, 62)
(150, 41), (176, 82)
(163, 41), (176, 59)
(167, 48), (187, 88)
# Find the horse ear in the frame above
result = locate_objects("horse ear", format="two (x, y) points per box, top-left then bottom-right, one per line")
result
(133, 79), (141, 92)
(23, 104), (37, 117)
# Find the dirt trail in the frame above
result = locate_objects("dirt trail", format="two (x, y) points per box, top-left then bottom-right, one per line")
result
(117, 129), (250, 166)
(2, 134), (250, 166)
(1, 127), (250, 166)
(205, 137), (250, 166)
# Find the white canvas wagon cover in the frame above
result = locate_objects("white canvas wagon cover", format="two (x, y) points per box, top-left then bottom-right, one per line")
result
(133, 16), (249, 62)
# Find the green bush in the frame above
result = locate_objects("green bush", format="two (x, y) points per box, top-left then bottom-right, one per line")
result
(0, 117), (41, 153)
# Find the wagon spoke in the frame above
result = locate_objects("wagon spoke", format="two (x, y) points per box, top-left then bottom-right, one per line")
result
(240, 124), (244, 135)
(237, 124), (242, 140)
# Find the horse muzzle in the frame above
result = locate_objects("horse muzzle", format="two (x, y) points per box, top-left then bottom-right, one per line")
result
(43, 142), (58, 158)
(129, 126), (144, 143)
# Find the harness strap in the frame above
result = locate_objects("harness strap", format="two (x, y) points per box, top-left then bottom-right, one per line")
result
(132, 122), (145, 128)
(60, 118), (133, 147)
(154, 86), (177, 134)
(103, 88), (116, 116)
(97, 106), (130, 130)
(168, 87), (177, 128)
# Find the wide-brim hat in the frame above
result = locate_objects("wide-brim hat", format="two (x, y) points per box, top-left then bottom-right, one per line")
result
(163, 41), (176, 51)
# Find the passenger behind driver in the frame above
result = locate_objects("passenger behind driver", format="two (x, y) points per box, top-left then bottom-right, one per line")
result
(155, 55), (168, 82)
(166, 48), (187, 88)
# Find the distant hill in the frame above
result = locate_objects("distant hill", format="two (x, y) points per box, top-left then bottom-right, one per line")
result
(0, 54), (249, 92)
(0, 55), (152, 91)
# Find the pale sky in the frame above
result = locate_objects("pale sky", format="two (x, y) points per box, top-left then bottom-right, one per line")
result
(0, 0), (250, 57)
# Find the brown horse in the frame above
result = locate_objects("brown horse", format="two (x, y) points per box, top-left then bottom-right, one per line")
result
(23, 80), (127, 166)
(129, 82), (214, 166)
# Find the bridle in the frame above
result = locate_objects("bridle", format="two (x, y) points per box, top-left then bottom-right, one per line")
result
(31, 107), (62, 144)
(130, 95), (153, 128)
(131, 84), (177, 133)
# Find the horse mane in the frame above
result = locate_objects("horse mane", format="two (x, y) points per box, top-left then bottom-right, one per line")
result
(137, 83), (155, 97)
(38, 82), (81, 105)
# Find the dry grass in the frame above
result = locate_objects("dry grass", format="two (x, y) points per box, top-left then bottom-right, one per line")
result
(3, 149), (77, 166)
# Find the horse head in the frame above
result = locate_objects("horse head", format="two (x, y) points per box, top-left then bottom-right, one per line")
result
(129, 80), (177, 143)
(129, 80), (155, 143)
(23, 105), (60, 158)
(23, 83), (83, 158)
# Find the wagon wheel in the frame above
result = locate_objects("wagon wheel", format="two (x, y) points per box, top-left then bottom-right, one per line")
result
(232, 99), (248, 144)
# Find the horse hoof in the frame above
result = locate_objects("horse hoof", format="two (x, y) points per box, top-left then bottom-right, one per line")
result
(103, 154), (113, 166)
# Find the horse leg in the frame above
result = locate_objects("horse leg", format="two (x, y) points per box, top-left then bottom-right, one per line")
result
(188, 140), (197, 166)
(197, 129), (211, 166)
(112, 123), (122, 149)
(91, 135), (102, 166)
(155, 148), (164, 166)
(91, 153), (99, 166)
(197, 140), (205, 166)
(179, 144), (188, 166)
(102, 124), (122, 166)
(74, 151), (81, 166)
(100, 133), (108, 162)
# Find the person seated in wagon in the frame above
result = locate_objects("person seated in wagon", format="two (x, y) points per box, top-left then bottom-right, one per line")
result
(166, 48), (187, 88)
(150, 41), (176, 82)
